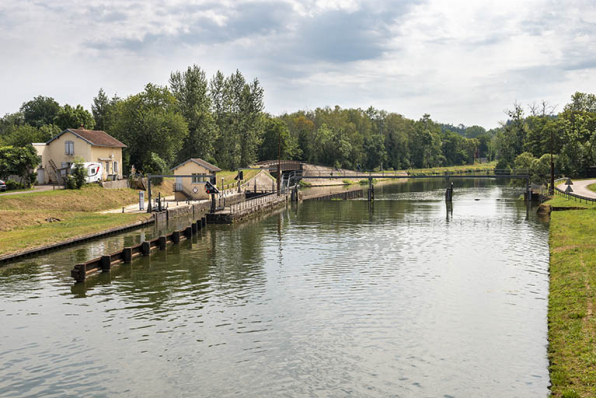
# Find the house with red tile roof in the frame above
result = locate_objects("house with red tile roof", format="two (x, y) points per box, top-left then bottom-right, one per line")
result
(33, 128), (127, 184)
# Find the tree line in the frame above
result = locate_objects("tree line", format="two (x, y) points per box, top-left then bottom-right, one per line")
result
(1, 63), (595, 182)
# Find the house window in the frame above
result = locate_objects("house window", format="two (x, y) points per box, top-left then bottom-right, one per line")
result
(113, 161), (119, 174)
(192, 174), (205, 183)
(65, 141), (74, 155)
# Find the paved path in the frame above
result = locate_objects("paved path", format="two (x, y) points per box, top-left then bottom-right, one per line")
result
(557, 179), (596, 199)
(0, 184), (63, 196)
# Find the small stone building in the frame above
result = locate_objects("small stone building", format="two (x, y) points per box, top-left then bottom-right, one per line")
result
(171, 158), (221, 201)
(33, 128), (126, 184)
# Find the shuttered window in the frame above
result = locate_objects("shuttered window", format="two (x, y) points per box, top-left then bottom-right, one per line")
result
(65, 141), (74, 155)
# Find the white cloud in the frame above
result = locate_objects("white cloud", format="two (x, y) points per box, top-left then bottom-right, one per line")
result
(0, 0), (595, 127)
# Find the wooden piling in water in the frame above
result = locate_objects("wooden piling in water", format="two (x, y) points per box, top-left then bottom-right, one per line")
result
(142, 241), (151, 256)
(159, 236), (167, 250)
(101, 255), (111, 272)
(172, 231), (181, 244)
(123, 247), (132, 263)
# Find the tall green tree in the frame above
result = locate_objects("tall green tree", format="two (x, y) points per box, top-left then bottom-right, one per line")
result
(109, 84), (188, 171)
(54, 104), (95, 130)
(20, 96), (61, 128)
(170, 65), (218, 163)
(91, 88), (119, 131)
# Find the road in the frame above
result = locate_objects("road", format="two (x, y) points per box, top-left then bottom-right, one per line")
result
(557, 179), (596, 199)
(0, 184), (63, 196)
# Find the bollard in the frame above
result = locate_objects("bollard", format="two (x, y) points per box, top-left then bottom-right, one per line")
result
(101, 255), (111, 272)
(201, 217), (206, 227)
(196, 219), (202, 230)
(184, 226), (193, 238)
(172, 231), (181, 244)
(192, 222), (198, 234)
(123, 247), (132, 263)
(159, 236), (167, 250)
(142, 241), (151, 256)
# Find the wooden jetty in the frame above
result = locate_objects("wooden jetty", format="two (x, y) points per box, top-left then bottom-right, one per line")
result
(71, 217), (207, 283)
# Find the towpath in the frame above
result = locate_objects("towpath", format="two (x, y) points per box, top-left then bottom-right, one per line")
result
(556, 179), (596, 199)
(0, 184), (63, 196)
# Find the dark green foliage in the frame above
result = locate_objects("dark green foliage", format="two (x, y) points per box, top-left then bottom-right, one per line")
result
(109, 84), (188, 172)
(0, 145), (39, 186)
(66, 158), (86, 189)
(5, 180), (27, 191)
(54, 104), (96, 130)
(170, 65), (218, 163)
(259, 117), (299, 161)
(211, 70), (264, 169)
(20, 96), (61, 128)
(92, 89), (119, 131)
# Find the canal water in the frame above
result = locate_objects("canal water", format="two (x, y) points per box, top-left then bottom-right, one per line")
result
(0, 179), (550, 397)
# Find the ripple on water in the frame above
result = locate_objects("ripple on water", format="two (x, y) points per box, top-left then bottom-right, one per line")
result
(0, 180), (550, 397)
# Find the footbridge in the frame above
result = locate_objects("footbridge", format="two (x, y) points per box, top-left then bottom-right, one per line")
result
(295, 168), (532, 202)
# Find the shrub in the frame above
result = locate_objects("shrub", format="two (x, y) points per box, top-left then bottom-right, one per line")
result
(66, 158), (86, 189)
(5, 180), (26, 191)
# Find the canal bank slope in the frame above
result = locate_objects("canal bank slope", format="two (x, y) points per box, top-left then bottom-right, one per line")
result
(547, 196), (596, 397)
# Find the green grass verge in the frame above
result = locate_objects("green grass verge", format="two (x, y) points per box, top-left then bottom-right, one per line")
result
(0, 212), (149, 256)
(548, 194), (596, 209)
(398, 161), (497, 175)
(587, 183), (596, 194)
(549, 209), (596, 397)
(217, 169), (261, 188)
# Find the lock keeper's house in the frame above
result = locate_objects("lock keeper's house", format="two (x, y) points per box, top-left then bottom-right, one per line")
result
(171, 158), (221, 201)
(33, 128), (126, 184)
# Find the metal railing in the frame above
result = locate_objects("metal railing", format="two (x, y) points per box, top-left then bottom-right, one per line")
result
(228, 193), (282, 214)
(553, 178), (596, 204)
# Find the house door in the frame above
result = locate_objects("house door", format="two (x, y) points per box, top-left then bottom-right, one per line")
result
(176, 177), (183, 192)
(37, 169), (45, 185)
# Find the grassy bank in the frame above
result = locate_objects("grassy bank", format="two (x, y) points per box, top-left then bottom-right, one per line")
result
(0, 185), (154, 256)
(547, 195), (596, 397)
(0, 213), (149, 256)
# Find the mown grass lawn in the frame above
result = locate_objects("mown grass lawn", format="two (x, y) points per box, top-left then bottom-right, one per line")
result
(0, 212), (149, 256)
(548, 194), (596, 209)
(547, 198), (596, 397)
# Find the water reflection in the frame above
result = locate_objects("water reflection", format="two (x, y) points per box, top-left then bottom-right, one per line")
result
(0, 179), (549, 397)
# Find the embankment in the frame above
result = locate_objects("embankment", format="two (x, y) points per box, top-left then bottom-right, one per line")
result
(547, 199), (596, 397)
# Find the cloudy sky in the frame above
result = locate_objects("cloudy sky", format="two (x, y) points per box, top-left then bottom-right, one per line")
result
(1, 0), (595, 128)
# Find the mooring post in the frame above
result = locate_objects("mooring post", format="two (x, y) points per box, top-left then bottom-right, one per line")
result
(184, 226), (193, 239)
(196, 219), (202, 230)
(172, 231), (181, 244)
(77, 264), (87, 282)
(123, 247), (132, 263)
(101, 255), (111, 272)
(192, 222), (198, 234)
(142, 241), (151, 256)
(201, 217), (206, 227)
(158, 236), (167, 250)
(368, 177), (374, 201)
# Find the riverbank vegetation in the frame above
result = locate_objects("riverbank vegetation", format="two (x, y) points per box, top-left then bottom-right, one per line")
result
(3, 64), (593, 184)
(0, 185), (166, 255)
(548, 202), (596, 397)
